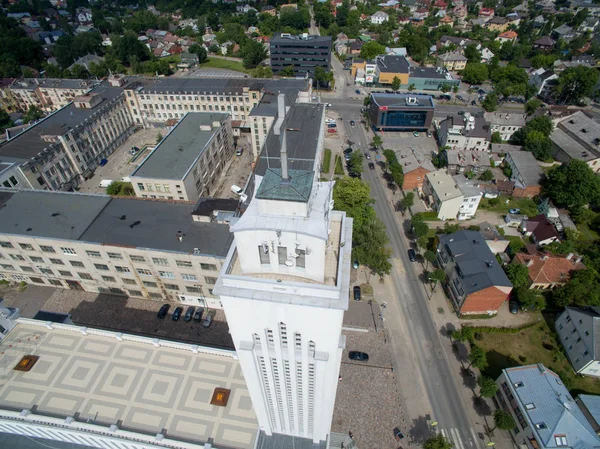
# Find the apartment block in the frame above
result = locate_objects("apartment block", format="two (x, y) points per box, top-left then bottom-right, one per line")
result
(423, 169), (464, 221)
(0, 190), (232, 308)
(0, 80), (135, 191)
(484, 112), (526, 141)
(9, 78), (98, 113)
(436, 113), (491, 152)
(131, 112), (233, 201)
(270, 33), (332, 77)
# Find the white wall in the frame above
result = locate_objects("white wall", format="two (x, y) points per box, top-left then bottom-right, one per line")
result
(437, 195), (463, 220)
(458, 194), (482, 220)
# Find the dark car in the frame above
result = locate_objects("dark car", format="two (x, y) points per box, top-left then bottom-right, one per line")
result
(364, 152), (371, 159)
(355, 89), (361, 94)
(368, 162), (375, 170)
(99, 158), (108, 167)
(157, 303), (170, 319)
(184, 306), (195, 322)
(456, 95), (465, 101)
(408, 249), (417, 262)
(343, 147), (353, 154)
(350, 120), (356, 126)
(509, 299), (519, 314)
(172, 306), (183, 321)
(353, 285), (361, 301)
(327, 123), (337, 128)
(349, 351), (369, 362)
(457, 110), (465, 115)
(193, 307), (204, 322)
(349, 171), (361, 178)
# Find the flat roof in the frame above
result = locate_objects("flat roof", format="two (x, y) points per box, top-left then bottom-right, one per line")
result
(132, 113), (229, 180)
(140, 77), (309, 95)
(409, 66), (454, 80)
(506, 150), (544, 186)
(375, 55), (410, 74)
(271, 33), (332, 45)
(426, 169), (462, 200)
(371, 93), (435, 109)
(0, 321), (258, 449)
(11, 78), (97, 91)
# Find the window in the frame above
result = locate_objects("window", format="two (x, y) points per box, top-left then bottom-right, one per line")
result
(12, 274), (27, 281)
(164, 283), (180, 290)
(0, 264), (13, 270)
(29, 256), (43, 263)
(86, 250), (101, 258)
(78, 272), (93, 280)
(535, 423), (547, 430)
(70, 260), (84, 267)
(10, 254), (25, 261)
(130, 255), (146, 263)
(94, 264), (109, 271)
(186, 286), (202, 293)
(181, 273), (197, 281)
(49, 279), (63, 286)
(115, 266), (130, 273)
(122, 278), (137, 285)
(278, 246), (287, 265)
(58, 270), (73, 277)
(205, 276), (217, 284)
(176, 260), (192, 268)
(0, 242), (13, 248)
(29, 277), (45, 284)
(258, 245), (270, 264)
(128, 290), (143, 297)
(525, 403), (535, 410)
(38, 245), (55, 253)
(107, 252), (123, 260)
(200, 263), (217, 271)
(159, 271), (174, 279)
(152, 257), (169, 266)
(19, 243), (34, 251)
(514, 381), (524, 388)
(143, 281), (158, 288)
(62, 247), (77, 255)
(296, 250), (306, 268)
(49, 258), (64, 265)
(554, 436), (567, 447)
(39, 268), (53, 275)
(136, 268), (152, 276)
(149, 292), (163, 299)
(102, 276), (116, 283)
(20, 266), (34, 272)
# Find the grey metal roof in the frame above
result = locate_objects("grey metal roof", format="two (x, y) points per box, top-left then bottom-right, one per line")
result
(439, 230), (512, 295)
(250, 89), (299, 117)
(410, 66), (454, 80)
(491, 143), (523, 154)
(0, 190), (111, 240)
(11, 78), (97, 91)
(0, 83), (125, 161)
(271, 33), (332, 46)
(140, 77), (309, 95)
(506, 150), (544, 186)
(577, 395), (600, 426)
(256, 431), (327, 449)
(557, 112), (600, 152)
(550, 128), (600, 162)
(371, 93), (435, 109)
(0, 433), (94, 449)
(131, 113), (229, 180)
(376, 54), (410, 74)
(256, 168), (313, 202)
(502, 364), (600, 448)
(484, 112), (527, 128)
(80, 197), (233, 257)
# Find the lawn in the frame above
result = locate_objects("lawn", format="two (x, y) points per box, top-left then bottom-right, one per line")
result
(578, 221), (600, 242)
(505, 235), (525, 253)
(334, 155), (345, 175)
(478, 195), (538, 217)
(322, 148), (332, 174)
(199, 58), (248, 73)
(475, 315), (600, 396)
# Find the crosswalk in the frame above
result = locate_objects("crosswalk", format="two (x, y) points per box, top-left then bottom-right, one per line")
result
(440, 427), (481, 449)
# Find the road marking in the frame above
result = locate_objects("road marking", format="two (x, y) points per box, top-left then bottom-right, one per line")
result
(447, 428), (466, 449)
(471, 428), (480, 447)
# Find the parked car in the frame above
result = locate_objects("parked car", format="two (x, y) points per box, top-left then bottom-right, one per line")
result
(364, 152), (371, 159)
(202, 310), (215, 328)
(353, 259), (359, 269)
(471, 100), (477, 106)
(509, 208), (521, 214)
(413, 131), (419, 137)
(193, 307), (204, 322)
(456, 95), (465, 101)
(343, 147), (353, 154)
(355, 89), (361, 94)
(236, 148), (244, 156)
(457, 111), (465, 115)
(353, 285), (361, 301)
(172, 306), (183, 321)
(130, 146), (140, 155)
(509, 299), (519, 314)
(349, 351), (369, 362)
(350, 120), (355, 126)
(408, 249), (417, 262)
(184, 306), (195, 322)
(368, 162), (375, 170)
(327, 128), (336, 133)
(99, 159), (108, 167)
(157, 304), (170, 319)
(327, 123), (337, 128)
(426, 131), (432, 138)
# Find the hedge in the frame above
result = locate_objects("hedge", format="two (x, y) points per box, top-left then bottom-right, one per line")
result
(462, 320), (539, 335)
(322, 148), (332, 174)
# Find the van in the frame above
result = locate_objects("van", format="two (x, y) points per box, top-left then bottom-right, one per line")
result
(99, 180), (114, 188)
(231, 185), (243, 195)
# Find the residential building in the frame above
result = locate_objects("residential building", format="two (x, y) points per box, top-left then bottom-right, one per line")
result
(408, 66), (460, 91)
(436, 51), (468, 71)
(487, 16), (509, 31)
(436, 230), (512, 314)
(496, 30), (518, 43)
(9, 78), (98, 113)
(552, 24), (579, 41)
(521, 214), (560, 247)
(556, 307), (600, 377)
(446, 150), (491, 174)
(453, 174), (483, 220)
(503, 151), (544, 198)
(576, 394), (600, 433)
(478, 7), (494, 19)
(396, 146), (435, 191)
(131, 113), (233, 201)
(0, 190), (231, 306)
(495, 364), (600, 449)
(439, 35), (477, 49)
(550, 111), (600, 173)
(513, 252), (585, 289)
(478, 221), (509, 254)
(484, 112), (526, 141)
(0, 79), (135, 192)
(533, 36), (556, 51)
(67, 54), (104, 72)
(368, 93), (435, 131)
(0, 78), (17, 113)
(270, 33), (332, 77)
(423, 169), (464, 220)
(436, 113), (491, 152)
(375, 54), (410, 85)
(440, 15), (455, 26)
(480, 48), (495, 63)
(530, 68), (559, 97)
(371, 10), (389, 24)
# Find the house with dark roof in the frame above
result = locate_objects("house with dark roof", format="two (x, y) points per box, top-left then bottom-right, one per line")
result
(436, 230), (513, 314)
(495, 364), (600, 448)
(521, 215), (560, 247)
(550, 111), (600, 174)
(513, 252), (585, 290)
(487, 16), (509, 31)
(530, 67), (559, 97)
(503, 151), (543, 198)
(436, 113), (491, 152)
(533, 36), (556, 51)
(556, 308), (600, 378)
(576, 394), (600, 433)
(375, 54), (410, 85)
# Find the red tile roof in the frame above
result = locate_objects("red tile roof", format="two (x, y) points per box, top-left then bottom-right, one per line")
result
(514, 252), (585, 284)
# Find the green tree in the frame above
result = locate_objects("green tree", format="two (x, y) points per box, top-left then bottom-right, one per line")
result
(525, 98), (542, 116)
(359, 41), (386, 59)
(314, 66), (334, 89)
(468, 345), (488, 370)
(429, 268), (446, 291)
(462, 63), (488, 84)
(514, 287), (546, 311)
(189, 44), (208, 64)
(408, 83), (416, 91)
(412, 219), (429, 238)
(555, 65), (600, 104)
(156, 133), (163, 144)
(23, 106), (43, 123)
(347, 150), (363, 175)
(524, 131), (553, 161)
(479, 169), (494, 181)
(491, 131), (503, 144)
(504, 263), (530, 288)
(0, 109), (13, 132)
(332, 177), (375, 230)
(441, 84), (451, 93)
(424, 250), (437, 270)
(545, 160), (600, 211)
(464, 44), (482, 64)
(112, 31), (151, 64)
(70, 64), (88, 79)
(492, 410), (516, 431)
(482, 93), (498, 112)
(477, 376), (498, 398)
(371, 135), (383, 149)
(400, 192), (415, 211)
(553, 269), (600, 307)
(240, 39), (267, 69)
(424, 434), (453, 449)
(279, 65), (295, 77)
(106, 181), (122, 195)
(391, 76), (401, 92)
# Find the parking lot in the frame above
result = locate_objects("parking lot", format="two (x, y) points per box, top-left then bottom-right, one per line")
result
(77, 127), (162, 195)
(382, 131), (439, 157)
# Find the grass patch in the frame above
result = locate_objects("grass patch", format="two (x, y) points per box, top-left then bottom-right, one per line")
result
(334, 155), (345, 175)
(322, 148), (332, 174)
(361, 284), (374, 296)
(476, 314), (600, 395)
(577, 219), (600, 242)
(505, 235), (525, 254)
(199, 58), (248, 73)
(415, 211), (440, 221)
(459, 313), (497, 320)
(479, 195), (538, 217)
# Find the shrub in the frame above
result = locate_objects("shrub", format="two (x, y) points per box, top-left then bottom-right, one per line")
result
(489, 198), (500, 206)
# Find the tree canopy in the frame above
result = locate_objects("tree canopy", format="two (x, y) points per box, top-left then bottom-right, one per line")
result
(553, 269), (600, 307)
(544, 160), (600, 212)
(424, 434), (453, 449)
(554, 65), (600, 104)
(504, 263), (530, 288)
(360, 41), (386, 59)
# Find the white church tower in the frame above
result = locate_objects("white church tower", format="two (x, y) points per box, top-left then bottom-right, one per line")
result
(214, 139), (353, 444)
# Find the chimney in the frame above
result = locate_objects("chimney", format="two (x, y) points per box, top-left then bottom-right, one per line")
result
(274, 93), (286, 136)
(566, 253), (574, 260)
(280, 129), (289, 181)
(527, 259), (534, 267)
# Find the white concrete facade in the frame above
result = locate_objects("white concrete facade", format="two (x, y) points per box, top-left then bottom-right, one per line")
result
(424, 170), (464, 221)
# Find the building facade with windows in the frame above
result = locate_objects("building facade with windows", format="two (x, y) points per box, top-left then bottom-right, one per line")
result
(270, 33), (332, 77)
(9, 78), (98, 112)
(0, 190), (232, 308)
(555, 307), (600, 377)
(131, 113), (233, 201)
(436, 113), (491, 152)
